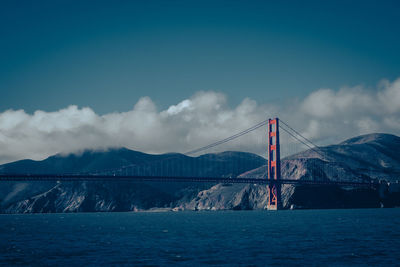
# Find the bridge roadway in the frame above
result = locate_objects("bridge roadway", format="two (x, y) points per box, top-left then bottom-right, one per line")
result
(0, 174), (377, 187)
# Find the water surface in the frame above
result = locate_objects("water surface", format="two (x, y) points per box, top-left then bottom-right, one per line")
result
(1, 209), (399, 266)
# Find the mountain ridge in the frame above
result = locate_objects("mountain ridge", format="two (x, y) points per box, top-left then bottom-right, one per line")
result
(0, 148), (265, 178)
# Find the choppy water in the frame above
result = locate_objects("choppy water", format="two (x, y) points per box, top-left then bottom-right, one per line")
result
(1, 209), (400, 266)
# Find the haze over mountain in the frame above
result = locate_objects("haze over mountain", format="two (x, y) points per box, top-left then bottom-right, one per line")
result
(0, 133), (399, 213)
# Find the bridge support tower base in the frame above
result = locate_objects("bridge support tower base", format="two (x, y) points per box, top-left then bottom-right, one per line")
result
(267, 183), (282, 210)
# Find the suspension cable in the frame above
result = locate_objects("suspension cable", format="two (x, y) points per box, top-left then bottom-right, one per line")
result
(279, 124), (326, 159)
(280, 119), (322, 150)
(184, 119), (269, 155)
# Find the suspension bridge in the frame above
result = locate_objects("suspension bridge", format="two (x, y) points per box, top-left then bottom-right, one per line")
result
(0, 118), (381, 210)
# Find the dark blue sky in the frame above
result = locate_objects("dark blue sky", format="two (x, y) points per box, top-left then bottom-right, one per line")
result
(1, 0), (399, 114)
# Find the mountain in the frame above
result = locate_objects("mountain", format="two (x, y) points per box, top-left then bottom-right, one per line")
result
(0, 148), (265, 178)
(0, 149), (266, 213)
(182, 133), (400, 210)
(1, 133), (399, 213)
(281, 133), (400, 182)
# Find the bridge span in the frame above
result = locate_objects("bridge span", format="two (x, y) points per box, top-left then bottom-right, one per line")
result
(0, 174), (378, 187)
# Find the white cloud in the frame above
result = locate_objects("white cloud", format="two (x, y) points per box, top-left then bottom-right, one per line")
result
(165, 99), (192, 115)
(1, 78), (400, 164)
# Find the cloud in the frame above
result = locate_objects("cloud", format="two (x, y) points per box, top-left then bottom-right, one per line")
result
(165, 99), (192, 115)
(0, 78), (400, 164)
(294, 78), (400, 143)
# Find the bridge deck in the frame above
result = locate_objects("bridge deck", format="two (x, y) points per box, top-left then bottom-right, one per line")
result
(0, 174), (377, 187)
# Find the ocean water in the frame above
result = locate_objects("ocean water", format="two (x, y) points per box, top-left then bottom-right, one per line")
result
(1, 209), (400, 266)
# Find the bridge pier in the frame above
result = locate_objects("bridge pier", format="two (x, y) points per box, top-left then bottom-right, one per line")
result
(267, 118), (282, 210)
(267, 182), (282, 210)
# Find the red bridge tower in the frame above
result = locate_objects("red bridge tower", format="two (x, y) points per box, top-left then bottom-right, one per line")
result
(267, 118), (282, 210)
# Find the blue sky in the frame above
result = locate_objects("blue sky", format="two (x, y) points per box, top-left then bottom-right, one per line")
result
(1, 0), (399, 114)
(1, 0), (400, 163)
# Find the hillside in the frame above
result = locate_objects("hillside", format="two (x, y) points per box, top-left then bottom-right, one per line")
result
(0, 149), (265, 213)
(183, 133), (400, 210)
